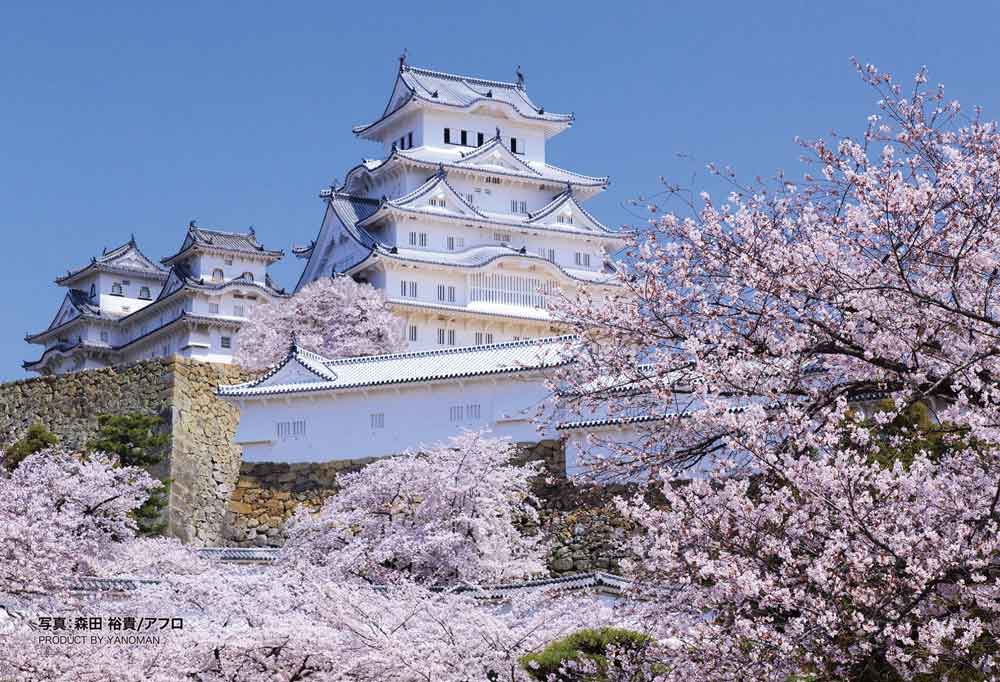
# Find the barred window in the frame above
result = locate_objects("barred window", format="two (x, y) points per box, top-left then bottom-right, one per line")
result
(276, 420), (307, 441)
(370, 413), (385, 429)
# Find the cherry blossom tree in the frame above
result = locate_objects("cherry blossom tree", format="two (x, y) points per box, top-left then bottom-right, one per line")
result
(0, 448), (158, 602)
(234, 275), (406, 370)
(0, 434), (602, 681)
(553, 62), (1000, 679)
(281, 431), (548, 585)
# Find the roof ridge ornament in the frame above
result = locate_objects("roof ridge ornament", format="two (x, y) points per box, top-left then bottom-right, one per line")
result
(495, 126), (501, 140)
(398, 48), (408, 71)
(516, 65), (525, 88)
(436, 162), (447, 178)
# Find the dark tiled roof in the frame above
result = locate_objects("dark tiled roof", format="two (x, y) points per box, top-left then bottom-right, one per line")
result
(56, 237), (168, 285)
(162, 225), (283, 264)
(354, 64), (573, 135)
(66, 289), (101, 316)
(73, 564), (632, 598)
(556, 414), (669, 430)
(218, 335), (576, 398)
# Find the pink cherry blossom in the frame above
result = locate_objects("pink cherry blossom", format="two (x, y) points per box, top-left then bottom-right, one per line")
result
(234, 275), (406, 370)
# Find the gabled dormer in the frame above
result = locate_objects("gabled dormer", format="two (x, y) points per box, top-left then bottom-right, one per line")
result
(359, 169), (485, 231)
(453, 135), (543, 176)
(55, 236), (167, 288)
(528, 190), (616, 235)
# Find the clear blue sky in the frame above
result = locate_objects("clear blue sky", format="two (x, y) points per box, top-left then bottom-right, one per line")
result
(3, 1), (998, 380)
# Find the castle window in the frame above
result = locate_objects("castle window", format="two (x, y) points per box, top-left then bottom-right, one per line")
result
(447, 236), (465, 251)
(447, 330), (456, 346)
(419, 232), (428, 247)
(407, 131), (413, 148)
(209, 302), (220, 314)
(111, 283), (123, 296)
(242, 272), (254, 282)
(538, 247), (556, 262)
(557, 214), (574, 225)
(444, 128), (451, 144)
(370, 413), (385, 429)
(233, 303), (245, 317)
(574, 252), (591, 267)
(100, 330), (109, 343)
(467, 403), (481, 419)
(460, 129), (468, 146)
(511, 200), (527, 214)
(449, 405), (464, 422)
(212, 268), (224, 282)
(89, 283), (96, 299)
(510, 137), (520, 154)
(493, 231), (512, 243)
(437, 284), (446, 302)
(447, 286), (455, 303)
(220, 336), (232, 349)
(400, 280), (417, 298)
(437, 328), (446, 345)
(477, 132), (484, 146)
(408, 325), (418, 342)
(139, 286), (151, 300)
(276, 420), (307, 441)
(429, 197), (445, 208)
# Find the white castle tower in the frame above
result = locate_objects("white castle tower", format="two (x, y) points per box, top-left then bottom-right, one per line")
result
(25, 226), (286, 375)
(294, 60), (629, 348)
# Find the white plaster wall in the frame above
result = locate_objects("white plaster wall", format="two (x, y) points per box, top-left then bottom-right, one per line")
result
(187, 253), (268, 284)
(421, 110), (547, 163)
(234, 374), (556, 463)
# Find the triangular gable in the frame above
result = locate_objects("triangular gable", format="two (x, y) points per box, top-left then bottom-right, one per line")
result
(47, 293), (83, 330)
(100, 241), (163, 274)
(388, 173), (482, 219)
(251, 349), (338, 389)
(383, 73), (416, 118)
(527, 193), (608, 233)
(155, 268), (189, 301)
(454, 138), (541, 176)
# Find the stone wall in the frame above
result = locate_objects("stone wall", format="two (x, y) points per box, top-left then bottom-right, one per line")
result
(166, 361), (256, 544)
(224, 458), (377, 546)
(221, 438), (627, 575)
(0, 359), (255, 545)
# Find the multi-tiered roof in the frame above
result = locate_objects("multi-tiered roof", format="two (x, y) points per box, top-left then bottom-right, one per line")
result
(297, 62), (630, 307)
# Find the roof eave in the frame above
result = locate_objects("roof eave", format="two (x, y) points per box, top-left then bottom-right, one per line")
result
(161, 244), (284, 266)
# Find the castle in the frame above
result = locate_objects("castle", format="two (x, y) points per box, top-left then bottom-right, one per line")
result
(294, 60), (629, 348)
(219, 60), (632, 465)
(26, 60), (636, 469)
(26, 226), (286, 375)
